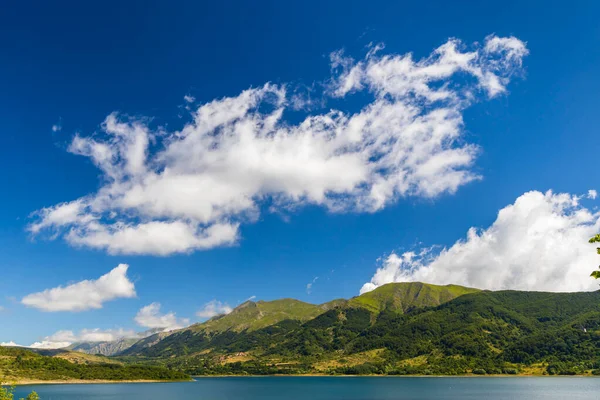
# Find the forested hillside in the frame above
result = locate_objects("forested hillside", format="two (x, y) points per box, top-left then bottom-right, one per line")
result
(113, 282), (600, 376)
(9, 283), (600, 378)
(0, 347), (189, 383)
(121, 282), (474, 358)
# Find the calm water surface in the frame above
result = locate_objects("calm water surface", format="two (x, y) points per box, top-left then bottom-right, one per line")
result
(11, 377), (600, 400)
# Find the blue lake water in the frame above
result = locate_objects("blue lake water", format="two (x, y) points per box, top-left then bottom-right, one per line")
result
(11, 377), (600, 400)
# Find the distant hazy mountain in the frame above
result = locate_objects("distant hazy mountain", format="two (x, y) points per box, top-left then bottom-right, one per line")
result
(68, 328), (165, 356)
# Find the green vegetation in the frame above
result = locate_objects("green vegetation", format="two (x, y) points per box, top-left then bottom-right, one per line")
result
(123, 299), (328, 357)
(0, 347), (189, 383)
(191, 299), (327, 333)
(591, 234), (600, 279)
(118, 283), (600, 376)
(121, 282), (477, 358)
(0, 386), (38, 400)
(11, 282), (600, 379)
(347, 282), (480, 314)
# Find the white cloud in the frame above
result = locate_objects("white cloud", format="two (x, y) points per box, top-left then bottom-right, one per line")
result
(46, 328), (140, 348)
(29, 35), (528, 256)
(1, 340), (71, 349)
(484, 36), (529, 68)
(46, 328), (138, 343)
(362, 190), (600, 294)
(31, 341), (72, 349)
(588, 190), (597, 200)
(134, 303), (190, 331)
(196, 300), (233, 319)
(0, 341), (21, 347)
(330, 35), (527, 99)
(65, 220), (239, 256)
(21, 264), (136, 312)
(184, 95), (195, 103)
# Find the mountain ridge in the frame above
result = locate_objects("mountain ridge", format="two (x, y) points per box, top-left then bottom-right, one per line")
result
(118, 282), (479, 357)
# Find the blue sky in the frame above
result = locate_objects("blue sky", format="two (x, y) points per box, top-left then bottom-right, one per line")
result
(1, 0), (599, 347)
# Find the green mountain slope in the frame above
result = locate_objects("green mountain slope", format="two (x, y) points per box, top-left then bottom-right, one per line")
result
(347, 282), (480, 313)
(190, 299), (326, 333)
(116, 331), (177, 357)
(341, 290), (600, 375)
(120, 282), (478, 358)
(121, 298), (329, 357)
(118, 285), (600, 376)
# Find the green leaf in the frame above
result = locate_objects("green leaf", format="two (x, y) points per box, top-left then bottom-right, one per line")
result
(24, 391), (40, 400)
(590, 270), (600, 279)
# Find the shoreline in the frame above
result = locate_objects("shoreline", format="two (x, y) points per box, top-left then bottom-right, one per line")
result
(2, 379), (191, 386)
(5, 374), (598, 385)
(192, 374), (598, 378)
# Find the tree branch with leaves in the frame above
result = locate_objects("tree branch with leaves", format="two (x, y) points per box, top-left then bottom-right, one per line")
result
(0, 384), (39, 400)
(590, 234), (600, 279)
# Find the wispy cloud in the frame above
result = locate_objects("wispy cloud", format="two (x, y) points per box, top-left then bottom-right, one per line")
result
(29, 35), (528, 256)
(21, 264), (136, 312)
(306, 276), (319, 294)
(362, 190), (600, 293)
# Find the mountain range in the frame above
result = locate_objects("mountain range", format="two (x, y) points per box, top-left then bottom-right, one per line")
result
(72, 282), (477, 356)
(63, 282), (600, 376)
(64, 329), (164, 356)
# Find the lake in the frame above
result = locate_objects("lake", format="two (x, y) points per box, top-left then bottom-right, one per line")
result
(11, 377), (600, 400)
